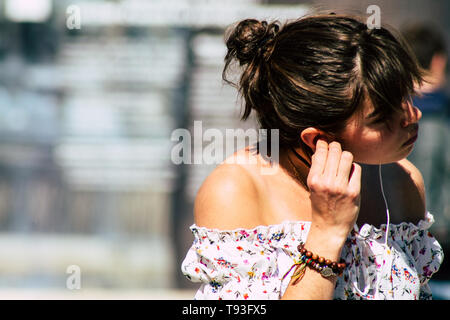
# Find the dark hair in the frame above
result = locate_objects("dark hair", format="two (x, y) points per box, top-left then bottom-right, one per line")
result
(222, 13), (424, 155)
(401, 24), (447, 69)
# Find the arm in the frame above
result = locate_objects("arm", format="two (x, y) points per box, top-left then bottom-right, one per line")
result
(281, 140), (361, 299)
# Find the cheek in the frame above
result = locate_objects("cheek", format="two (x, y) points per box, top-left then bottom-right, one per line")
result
(338, 128), (390, 163)
(352, 135), (384, 156)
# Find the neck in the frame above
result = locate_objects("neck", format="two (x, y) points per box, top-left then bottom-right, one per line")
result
(280, 147), (311, 188)
(291, 147), (312, 168)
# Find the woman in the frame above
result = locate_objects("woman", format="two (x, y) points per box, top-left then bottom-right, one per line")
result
(181, 12), (443, 300)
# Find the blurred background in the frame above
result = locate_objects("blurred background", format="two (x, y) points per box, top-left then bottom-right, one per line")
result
(0, 0), (448, 299)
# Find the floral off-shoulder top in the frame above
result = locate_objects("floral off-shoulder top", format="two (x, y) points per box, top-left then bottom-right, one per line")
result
(181, 212), (443, 300)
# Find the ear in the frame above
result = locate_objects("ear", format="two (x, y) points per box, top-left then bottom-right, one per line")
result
(300, 127), (331, 152)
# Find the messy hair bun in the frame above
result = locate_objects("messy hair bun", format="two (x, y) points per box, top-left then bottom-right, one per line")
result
(224, 19), (280, 65)
(222, 19), (280, 121)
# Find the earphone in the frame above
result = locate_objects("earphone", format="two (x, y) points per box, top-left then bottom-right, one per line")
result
(378, 164), (390, 248)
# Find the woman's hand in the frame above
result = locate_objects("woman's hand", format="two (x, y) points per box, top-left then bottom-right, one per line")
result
(282, 139), (361, 299)
(307, 139), (361, 241)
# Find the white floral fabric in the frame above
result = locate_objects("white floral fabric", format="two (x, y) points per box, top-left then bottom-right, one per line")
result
(181, 212), (443, 300)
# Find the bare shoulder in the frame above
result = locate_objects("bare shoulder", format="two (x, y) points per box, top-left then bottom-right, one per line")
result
(384, 158), (426, 223)
(397, 158), (426, 201)
(194, 161), (262, 230)
(397, 158), (425, 187)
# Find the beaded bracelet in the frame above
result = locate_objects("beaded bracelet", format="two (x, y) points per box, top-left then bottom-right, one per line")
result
(282, 242), (346, 285)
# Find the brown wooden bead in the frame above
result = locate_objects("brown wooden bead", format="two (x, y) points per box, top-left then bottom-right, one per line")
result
(295, 245), (347, 278)
(338, 263), (346, 270)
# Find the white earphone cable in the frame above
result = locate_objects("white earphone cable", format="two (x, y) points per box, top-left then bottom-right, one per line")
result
(378, 164), (390, 248)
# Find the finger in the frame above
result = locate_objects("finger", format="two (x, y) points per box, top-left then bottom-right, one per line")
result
(308, 139), (328, 178)
(323, 141), (341, 179)
(336, 151), (354, 185)
(347, 163), (362, 194)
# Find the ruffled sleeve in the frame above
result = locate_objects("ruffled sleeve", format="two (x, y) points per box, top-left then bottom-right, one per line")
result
(391, 212), (444, 286)
(335, 212), (443, 300)
(181, 221), (310, 300)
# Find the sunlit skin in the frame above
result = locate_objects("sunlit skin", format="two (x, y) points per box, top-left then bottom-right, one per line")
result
(336, 98), (422, 165)
(297, 97), (422, 166)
